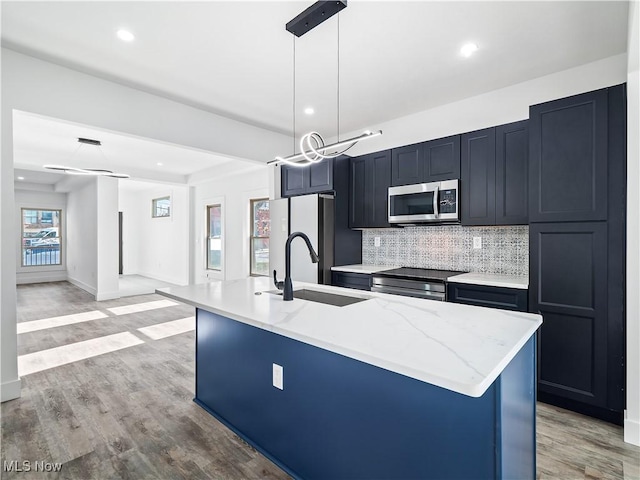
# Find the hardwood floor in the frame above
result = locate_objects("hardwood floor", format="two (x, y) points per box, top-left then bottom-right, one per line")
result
(4, 282), (289, 480)
(537, 403), (639, 479)
(2, 281), (639, 479)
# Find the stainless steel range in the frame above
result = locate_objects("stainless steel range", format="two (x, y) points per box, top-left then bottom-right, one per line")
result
(371, 267), (467, 301)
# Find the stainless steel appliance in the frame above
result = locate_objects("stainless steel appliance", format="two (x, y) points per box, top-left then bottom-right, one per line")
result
(388, 179), (460, 224)
(371, 267), (466, 301)
(269, 194), (336, 286)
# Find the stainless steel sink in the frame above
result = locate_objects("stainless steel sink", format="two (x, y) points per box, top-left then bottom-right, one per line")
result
(265, 288), (369, 307)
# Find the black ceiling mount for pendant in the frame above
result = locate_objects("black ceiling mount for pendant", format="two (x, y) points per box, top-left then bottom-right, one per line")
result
(286, 1), (347, 37)
(77, 137), (101, 146)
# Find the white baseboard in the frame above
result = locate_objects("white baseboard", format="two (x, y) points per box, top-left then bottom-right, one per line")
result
(624, 414), (640, 446)
(67, 276), (97, 297)
(96, 290), (120, 301)
(1, 378), (21, 402)
(136, 270), (187, 286)
(16, 270), (67, 284)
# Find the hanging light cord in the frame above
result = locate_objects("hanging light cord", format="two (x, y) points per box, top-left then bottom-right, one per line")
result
(292, 35), (296, 156)
(274, 11), (382, 167)
(337, 14), (340, 144)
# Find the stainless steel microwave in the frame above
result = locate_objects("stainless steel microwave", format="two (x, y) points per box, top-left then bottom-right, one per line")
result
(388, 179), (460, 224)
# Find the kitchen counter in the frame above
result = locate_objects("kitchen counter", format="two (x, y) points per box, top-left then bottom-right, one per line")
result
(330, 264), (399, 274)
(447, 272), (529, 289)
(158, 277), (540, 479)
(157, 277), (540, 398)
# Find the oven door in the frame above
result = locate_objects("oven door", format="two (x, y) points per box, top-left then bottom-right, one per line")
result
(388, 183), (439, 223)
(371, 276), (446, 301)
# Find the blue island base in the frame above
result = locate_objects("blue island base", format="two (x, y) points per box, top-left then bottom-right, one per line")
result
(195, 309), (536, 480)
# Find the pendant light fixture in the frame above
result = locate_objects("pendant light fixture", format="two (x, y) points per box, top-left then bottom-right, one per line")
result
(44, 137), (130, 178)
(271, 1), (381, 167)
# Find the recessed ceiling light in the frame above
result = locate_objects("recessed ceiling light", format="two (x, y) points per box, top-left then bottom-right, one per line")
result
(304, 107), (315, 115)
(157, 162), (163, 166)
(460, 43), (479, 58)
(17, 176), (25, 180)
(117, 29), (135, 42)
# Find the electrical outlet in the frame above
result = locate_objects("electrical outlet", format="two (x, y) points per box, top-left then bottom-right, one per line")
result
(374, 236), (381, 247)
(272, 363), (283, 390)
(473, 237), (482, 249)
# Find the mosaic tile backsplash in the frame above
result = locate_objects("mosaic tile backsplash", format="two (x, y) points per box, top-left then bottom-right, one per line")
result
(362, 225), (529, 276)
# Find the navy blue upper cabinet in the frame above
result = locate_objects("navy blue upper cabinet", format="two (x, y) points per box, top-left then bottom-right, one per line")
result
(529, 89), (608, 222)
(461, 121), (529, 226)
(391, 143), (423, 186)
(423, 135), (461, 182)
(391, 136), (461, 186)
(349, 150), (392, 229)
(281, 166), (306, 197)
(461, 127), (496, 225)
(349, 156), (367, 228)
(281, 158), (334, 197)
(496, 120), (529, 225)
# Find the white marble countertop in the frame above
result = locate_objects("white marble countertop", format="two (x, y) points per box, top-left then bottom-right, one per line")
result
(157, 277), (541, 398)
(447, 272), (529, 290)
(331, 264), (399, 274)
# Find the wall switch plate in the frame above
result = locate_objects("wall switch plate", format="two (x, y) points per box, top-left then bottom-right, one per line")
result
(374, 236), (381, 247)
(473, 237), (482, 249)
(272, 363), (283, 390)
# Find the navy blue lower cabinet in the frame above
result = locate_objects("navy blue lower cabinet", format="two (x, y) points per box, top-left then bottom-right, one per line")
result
(195, 308), (536, 480)
(331, 271), (372, 291)
(447, 283), (528, 312)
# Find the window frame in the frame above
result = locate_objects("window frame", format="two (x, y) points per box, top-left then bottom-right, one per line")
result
(20, 208), (62, 268)
(152, 196), (171, 218)
(250, 198), (270, 277)
(206, 203), (222, 271)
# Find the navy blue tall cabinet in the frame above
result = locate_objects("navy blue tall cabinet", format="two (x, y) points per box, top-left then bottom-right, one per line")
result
(528, 84), (626, 424)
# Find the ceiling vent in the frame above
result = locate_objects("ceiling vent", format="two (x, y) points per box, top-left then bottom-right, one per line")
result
(77, 137), (101, 146)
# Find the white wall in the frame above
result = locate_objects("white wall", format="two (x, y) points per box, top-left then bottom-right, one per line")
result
(2, 48), (290, 163)
(65, 177), (119, 300)
(14, 188), (67, 284)
(118, 184), (189, 285)
(625, 0), (640, 447)
(1, 51), (21, 402)
(65, 178), (98, 296)
(95, 177), (119, 301)
(118, 189), (141, 276)
(341, 54), (628, 157)
(1, 47), (288, 402)
(193, 166), (269, 283)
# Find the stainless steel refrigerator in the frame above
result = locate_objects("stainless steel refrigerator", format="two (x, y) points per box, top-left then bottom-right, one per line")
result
(269, 194), (336, 286)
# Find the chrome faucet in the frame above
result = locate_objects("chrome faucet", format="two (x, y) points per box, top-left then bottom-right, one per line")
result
(273, 231), (319, 301)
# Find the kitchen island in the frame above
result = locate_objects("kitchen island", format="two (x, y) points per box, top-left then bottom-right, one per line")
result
(158, 277), (542, 480)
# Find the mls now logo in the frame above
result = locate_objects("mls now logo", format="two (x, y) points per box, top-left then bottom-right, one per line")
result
(3, 460), (63, 472)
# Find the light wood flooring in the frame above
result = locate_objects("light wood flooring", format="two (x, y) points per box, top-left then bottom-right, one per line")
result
(2, 281), (639, 479)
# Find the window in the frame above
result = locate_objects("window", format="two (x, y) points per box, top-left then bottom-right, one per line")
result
(152, 196), (171, 218)
(250, 199), (270, 276)
(21, 209), (61, 266)
(207, 204), (222, 270)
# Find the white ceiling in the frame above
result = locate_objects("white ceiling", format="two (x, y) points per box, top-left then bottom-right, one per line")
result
(2, 1), (630, 184)
(12, 110), (255, 185)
